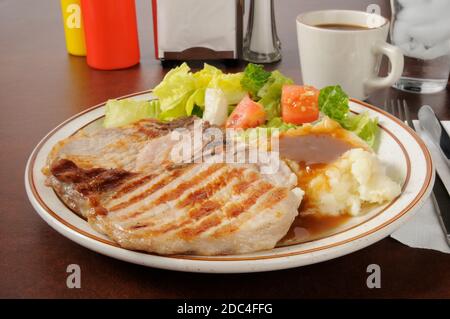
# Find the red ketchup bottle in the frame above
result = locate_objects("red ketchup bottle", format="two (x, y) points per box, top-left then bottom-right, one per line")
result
(81, 0), (140, 70)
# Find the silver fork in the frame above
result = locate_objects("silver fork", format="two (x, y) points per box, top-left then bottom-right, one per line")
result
(383, 99), (450, 246)
(383, 99), (414, 130)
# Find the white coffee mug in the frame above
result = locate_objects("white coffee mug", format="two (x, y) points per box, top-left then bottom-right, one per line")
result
(296, 10), (404, 100)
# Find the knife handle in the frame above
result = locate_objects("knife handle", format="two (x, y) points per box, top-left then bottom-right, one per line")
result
(438, 120), (450, 161)
(431, 172), (450, 243)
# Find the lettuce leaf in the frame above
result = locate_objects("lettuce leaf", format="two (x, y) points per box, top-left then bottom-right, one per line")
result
(153, 63), (195, 118)
(194, 63), (222, 88)
(148, 100), (161, 118)
(185, 88), (205, 116)
(240, 63), (271, 97)
(318, 85), (349, 124)
(318, 85), (379, 147)
(103, 99), (160, 128)
(257, 71), (294, 120)
(342, 112), (379, 148)
(194, 64), (246, 110)
(208, 72), (246, 105)
(158, 101), (188, 121)
(186, 64), (223, 114)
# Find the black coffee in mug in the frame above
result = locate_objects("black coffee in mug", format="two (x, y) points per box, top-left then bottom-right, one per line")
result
(314, 23), (371, 31)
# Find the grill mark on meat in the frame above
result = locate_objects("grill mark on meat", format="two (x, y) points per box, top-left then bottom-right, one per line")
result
(108, 165), (194, 211)
(127, 167), (247, 235)
(92, 203), (108, 216)
(210, 223), (236, 239)
(118, 164), (227, 229)
(212, 187), (289, 238)
(176, 167), (245, 209)
(178, 172), (261, 231)
(188, 200), (223, 220)
(232, 171), (259, 194)
(87, 196), (108, 217)
(129, 200), (220, 237)
(50, 159), (134, 196)
(130, 199), (223, 237)
(176, 180), (272, 240)
(177, 215), (222, 240)
(259, 188), (288, 210)
(75, 170), (134, 195)
(124, 211), (143, 219)
(225, 182), (274, 218)
(153, 164), (226, 205)
(178, 182), (274, 240)
(111, 174), (157, 199)
(51, 159), (103, 183)
(172, 170), (253, 228)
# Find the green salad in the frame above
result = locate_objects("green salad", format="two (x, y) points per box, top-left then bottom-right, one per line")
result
(103, 63), (379, 147)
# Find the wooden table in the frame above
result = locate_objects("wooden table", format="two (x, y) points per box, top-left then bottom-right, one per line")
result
(1, 0), (449, 298)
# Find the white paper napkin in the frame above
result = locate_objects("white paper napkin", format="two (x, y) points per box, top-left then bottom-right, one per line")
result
(390, 121), (450, 254)
(155, 0), (237, 58)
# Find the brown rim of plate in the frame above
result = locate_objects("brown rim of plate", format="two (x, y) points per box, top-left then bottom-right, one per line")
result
(27, 93), (433, 261)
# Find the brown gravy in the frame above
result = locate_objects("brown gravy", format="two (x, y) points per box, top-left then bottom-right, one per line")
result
(279, 134), (353, 164)
(277, 118), (365, 165)
(277, 124), (361, 245)
(279, 211), (350, 245)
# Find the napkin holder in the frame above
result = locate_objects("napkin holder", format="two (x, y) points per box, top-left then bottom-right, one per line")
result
(152, 0), (244, 61)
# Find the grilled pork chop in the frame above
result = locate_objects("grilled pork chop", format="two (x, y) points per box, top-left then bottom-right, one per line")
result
(45, 117), (303, 255)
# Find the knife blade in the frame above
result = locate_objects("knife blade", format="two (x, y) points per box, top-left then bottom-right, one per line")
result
(417, 105), (450, 245)
(431, 173), (450, 245)
(418, 105), (450, 168)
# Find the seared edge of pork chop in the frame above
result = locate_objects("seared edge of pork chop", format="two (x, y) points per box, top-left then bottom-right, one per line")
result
(46, 159), (137, 219)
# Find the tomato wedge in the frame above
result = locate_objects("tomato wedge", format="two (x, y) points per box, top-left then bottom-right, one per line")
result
(226, 95), (266, 129)
(281, 85), (319, 124)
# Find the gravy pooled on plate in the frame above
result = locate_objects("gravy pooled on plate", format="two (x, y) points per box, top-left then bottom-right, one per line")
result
(277, 118), (369, 245)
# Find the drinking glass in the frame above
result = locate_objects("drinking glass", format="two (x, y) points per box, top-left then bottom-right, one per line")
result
(390, 0), (450, 93)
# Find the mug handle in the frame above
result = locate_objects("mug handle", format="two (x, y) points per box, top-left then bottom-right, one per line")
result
(364, 41), (404, 95)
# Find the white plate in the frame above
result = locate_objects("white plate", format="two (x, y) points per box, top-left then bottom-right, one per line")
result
(25, 91), (434, 273)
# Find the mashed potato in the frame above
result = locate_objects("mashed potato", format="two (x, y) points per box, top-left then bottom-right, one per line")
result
(304, 148), (401, 216)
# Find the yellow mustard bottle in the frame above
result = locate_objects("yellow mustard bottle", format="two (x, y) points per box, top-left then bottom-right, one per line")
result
(60, 0), (86, 56)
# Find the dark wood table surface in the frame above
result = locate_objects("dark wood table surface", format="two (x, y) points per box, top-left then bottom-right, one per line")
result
(1, 0), (449, 298)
